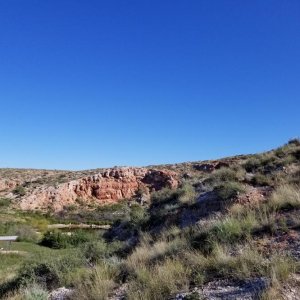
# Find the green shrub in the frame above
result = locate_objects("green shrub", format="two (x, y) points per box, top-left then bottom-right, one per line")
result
(251, 173), (272, 186)
(69, 230), (91, 246)
(15, 253), (84, 292)
(212, 214), (256, 244)
(150, 184), (197, 210)
(13, 185), (26, 197)
(82, 240), (109, 264)
(40, 231), (70, 249)
(215, 181), (245, 200)
(150, 188), (180, 206)
(178, 183), (196, 205)
(0, 198), (11, 207)
(244, 153), (280, 173)
(205, 168), (238, 186)
(244, 157), (263, 172)
(130, 204), (147, 226)
(40, 230), (92, 249)
(18, 261), (60, 290)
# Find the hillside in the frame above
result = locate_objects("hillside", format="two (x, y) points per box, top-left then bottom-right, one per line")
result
(0, 139), (300, 299)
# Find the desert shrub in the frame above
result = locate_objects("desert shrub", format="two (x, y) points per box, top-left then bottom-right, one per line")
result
(184, 243), (294, 284)
(16, 211), (53, 231)
(244, 156), (263, 172)
(254, 206), (277, 234)
(244, 153), (281, 173)
(22, 284), (48, 300)
(268, 185), (300, 211)
(215, 181), (245, 200)
(279, 154), (297, 168)
(75, 197), (85, 206)
(178, 183), (196, 205)
(40, 231), (70, 249)
(129, 204), (147, 226)
(268, 256), (296, 284)
(251, 173), (272, 186)
(287, 168), (300, 186)
(71, 262), (118, 300)
(63, 204), (77, 212)
(126, 236), (188, 271)
(14, 253), (83, 292)
(292, 148), (300, 160)
(151, 185), (196, 209)
(146, 186), (197, 229)
(126, 259), (190, 300)
(82, 240), (110, 264)
(0, 221), (17, 235)
(18, 261), (60, 290)
(288, 138), (300, 146)
(40, 230), (92, 249)
(205, 168), (238, 186)
(94, 201), (130, 224)
(150, 188), (181, 207)
(13, 186), (26, 197)
(0, 198), (11, 207)
(158, 226), (182, 242)
(274, 147), (286, 158)
(69, 230), (91, 246)
(191, 210), (258, 253)
(15, 225), (39, 243)
(212, 216), (253, 244)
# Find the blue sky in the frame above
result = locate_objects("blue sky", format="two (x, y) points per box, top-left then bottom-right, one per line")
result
(0, 0), (299, 170)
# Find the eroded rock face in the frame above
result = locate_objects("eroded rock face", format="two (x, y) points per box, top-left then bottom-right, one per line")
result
(17, 167), (179, 212)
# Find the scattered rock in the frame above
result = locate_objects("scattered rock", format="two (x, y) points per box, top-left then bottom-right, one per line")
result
(236, 186), (272, 206)
(48, 287), (73, 300)
(174, 278), (269, 300)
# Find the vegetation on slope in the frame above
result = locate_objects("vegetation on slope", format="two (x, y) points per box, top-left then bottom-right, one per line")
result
(0, 139), (299, 299)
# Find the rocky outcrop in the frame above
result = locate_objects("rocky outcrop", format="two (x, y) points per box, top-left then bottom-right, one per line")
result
(17, 167), (179, 212)
(0, 179), (18, 192)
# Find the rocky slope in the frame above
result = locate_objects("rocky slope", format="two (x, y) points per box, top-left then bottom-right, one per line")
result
(13, 167), (178, 212)
(1, 140), (300, 300)
(0, 157), (242, 212)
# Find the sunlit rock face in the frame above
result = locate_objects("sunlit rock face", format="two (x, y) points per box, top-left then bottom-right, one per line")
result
(18, 167), (179, 212)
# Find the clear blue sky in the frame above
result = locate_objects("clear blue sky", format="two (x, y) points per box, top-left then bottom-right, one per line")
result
(0, 0), (299, 170)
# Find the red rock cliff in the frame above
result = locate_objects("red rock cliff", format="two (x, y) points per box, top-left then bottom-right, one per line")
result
(18, 167), (178, 211)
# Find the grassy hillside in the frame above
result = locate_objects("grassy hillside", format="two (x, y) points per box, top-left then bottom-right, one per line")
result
(0, 139), (300, 299)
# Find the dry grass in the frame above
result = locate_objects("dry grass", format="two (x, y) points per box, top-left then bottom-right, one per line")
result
(71, 262), (118, 300)
(269, 185), (300, 211)
(126, 259), (190, 300)
(126, 234), (188, 271)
